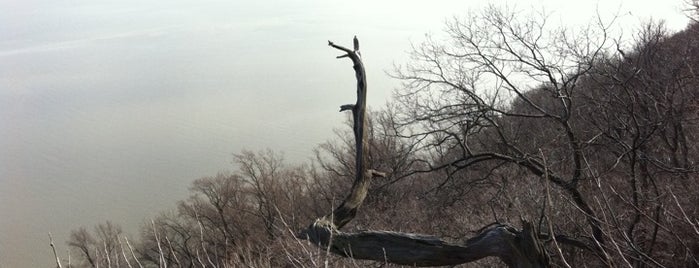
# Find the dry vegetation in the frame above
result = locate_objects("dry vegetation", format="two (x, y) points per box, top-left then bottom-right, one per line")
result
(55, 5), (699, 268)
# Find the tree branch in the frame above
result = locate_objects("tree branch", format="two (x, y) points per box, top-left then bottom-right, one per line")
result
(49, 232), (64, 268)
(298, 37), (550, 267)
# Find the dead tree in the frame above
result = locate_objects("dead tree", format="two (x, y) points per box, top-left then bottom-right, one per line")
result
(297, 37), (550, 267)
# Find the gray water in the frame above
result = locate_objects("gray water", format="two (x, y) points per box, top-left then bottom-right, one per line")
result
(0, 2), (422, 267)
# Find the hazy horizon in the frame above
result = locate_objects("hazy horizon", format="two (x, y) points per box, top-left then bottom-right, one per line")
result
(0, 0), (691, 267)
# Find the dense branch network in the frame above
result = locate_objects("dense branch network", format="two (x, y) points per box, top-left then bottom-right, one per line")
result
(297, 36), (550, 267)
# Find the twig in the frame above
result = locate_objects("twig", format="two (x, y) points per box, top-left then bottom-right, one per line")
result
(151, 219), (167, 268)
(540, 149), (571, 268)
(165, 235), (182, 268)
(195, 213), (217, 268)
(196, 249), (207, 268)
(124, 237), (145, 268)
(669, 187), (699, 236)
(49, 232), (64, 268)
(118, 237), (134, 268)
(103, 241), (111, 268)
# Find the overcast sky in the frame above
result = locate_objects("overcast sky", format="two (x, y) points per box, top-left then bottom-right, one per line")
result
(0, 0), (692, 267)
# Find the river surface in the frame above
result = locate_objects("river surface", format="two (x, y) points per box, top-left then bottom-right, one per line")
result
(0, 57), (350, 267)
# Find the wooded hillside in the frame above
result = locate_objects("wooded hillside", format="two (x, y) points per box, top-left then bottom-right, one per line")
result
(59, 7), (699, 268)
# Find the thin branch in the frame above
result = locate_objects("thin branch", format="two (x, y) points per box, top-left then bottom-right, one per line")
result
(49, 233), (65, 268)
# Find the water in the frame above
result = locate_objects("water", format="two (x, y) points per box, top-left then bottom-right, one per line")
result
(0, 16), (398, 268)
(0, 77), (336, 267)
(0, 31), (350, 267)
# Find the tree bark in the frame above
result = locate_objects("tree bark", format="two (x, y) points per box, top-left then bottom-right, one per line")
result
(297, 37), (550, 267)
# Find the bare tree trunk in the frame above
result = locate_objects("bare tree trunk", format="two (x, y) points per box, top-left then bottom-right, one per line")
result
(297, 37), (550, 267)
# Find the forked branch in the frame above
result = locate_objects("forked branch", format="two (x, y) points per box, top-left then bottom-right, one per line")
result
(298, 37), (549, 267)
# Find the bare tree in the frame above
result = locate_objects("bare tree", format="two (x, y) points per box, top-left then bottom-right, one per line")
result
(67, 221), (135, 268)
(297, 35), (553, 267)
(235, 149), (287, 240)
(386, 5), (698, 267)
(135, 151), (320, 267)
(296, 5), (699, 267)
(578, 21), (699, 266)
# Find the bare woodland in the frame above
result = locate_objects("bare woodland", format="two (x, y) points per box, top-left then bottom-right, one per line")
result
(55, 5), (699, 268)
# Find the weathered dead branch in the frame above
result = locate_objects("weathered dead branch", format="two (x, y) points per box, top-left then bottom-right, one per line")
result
(297, 37), (550, 267)
(49, 232), (65, 268)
